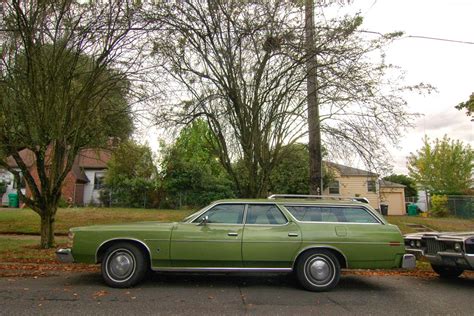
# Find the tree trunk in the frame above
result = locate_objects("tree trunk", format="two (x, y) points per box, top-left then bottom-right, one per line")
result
(305, 0), (323, 195)
(40, 208), (56, 249)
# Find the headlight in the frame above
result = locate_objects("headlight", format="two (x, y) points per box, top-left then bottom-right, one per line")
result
(454, 243), (462, 252)
(416, 241), (422, 248)
(409, 240), (415, 247)
(67, 230), (75, 248)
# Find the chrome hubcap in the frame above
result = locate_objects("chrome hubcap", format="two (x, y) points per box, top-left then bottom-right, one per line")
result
(107, 250), (135, 282)
(309, 259), (330, 281)
(305, 255), (335, 286)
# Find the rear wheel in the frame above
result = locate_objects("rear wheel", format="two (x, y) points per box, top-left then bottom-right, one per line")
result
(296, 249), (341, 292)
(431, 264), (464, 279)
(101, 242), (148, 288)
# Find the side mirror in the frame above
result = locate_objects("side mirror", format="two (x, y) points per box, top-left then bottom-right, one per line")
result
(198, 215), (209, 226)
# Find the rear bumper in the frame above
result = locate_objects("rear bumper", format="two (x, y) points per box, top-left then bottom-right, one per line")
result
(401, 254), (416, 269)
(56, 248), (74, 263)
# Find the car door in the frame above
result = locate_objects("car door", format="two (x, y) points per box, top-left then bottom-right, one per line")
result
(170, 203), (245, 268)
(242, 204), (302, 268)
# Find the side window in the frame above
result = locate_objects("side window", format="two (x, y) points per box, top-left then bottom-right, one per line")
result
(195, 204), (245, 224)
(285, 205), (378, 223)
(246, 204), (287, 225)
(339, 207), (378, 223)
(284, 205), (322, 221)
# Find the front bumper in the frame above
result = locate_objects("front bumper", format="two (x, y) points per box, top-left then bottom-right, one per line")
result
(56, 248), (74, 263)
(401, 254), (416, 269)
(406, 248), (474, 270)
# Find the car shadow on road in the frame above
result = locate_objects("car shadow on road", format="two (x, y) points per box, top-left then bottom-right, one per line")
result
(61, 271), (390, 292)
(63, 271), (473, 293)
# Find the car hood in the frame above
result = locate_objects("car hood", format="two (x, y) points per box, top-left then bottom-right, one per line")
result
(71, 221), (177, 232)
(405, 231), (474, 241)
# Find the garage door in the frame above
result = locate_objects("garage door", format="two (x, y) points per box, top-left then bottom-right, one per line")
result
(385, 192), (405, 215)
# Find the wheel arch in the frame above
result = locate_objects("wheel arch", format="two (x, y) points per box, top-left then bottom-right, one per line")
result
(293, 246), (348, 269)
(96, 238), (152, 267)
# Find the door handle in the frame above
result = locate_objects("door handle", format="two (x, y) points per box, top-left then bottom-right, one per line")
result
(288, 233), (299, 237)
(227, 232), (238, 236)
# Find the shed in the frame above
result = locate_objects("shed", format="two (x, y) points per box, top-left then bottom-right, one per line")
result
(379, 180), (406, 215)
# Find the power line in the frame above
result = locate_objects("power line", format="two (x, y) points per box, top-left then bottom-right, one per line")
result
(1, 25), (473, 45)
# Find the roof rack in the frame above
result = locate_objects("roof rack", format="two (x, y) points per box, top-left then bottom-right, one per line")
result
(267, 194), (369, 203)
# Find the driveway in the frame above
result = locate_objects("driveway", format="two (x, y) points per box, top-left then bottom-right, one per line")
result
(1, 272), (473, 315)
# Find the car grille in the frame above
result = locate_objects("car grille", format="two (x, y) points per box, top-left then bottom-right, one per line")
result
(424, 238), (446, 255)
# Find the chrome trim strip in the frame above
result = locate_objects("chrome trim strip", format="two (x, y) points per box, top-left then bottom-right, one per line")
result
(431, 252), (464, 258)
(171, 240), (241, 243)
(151, 267), (293, 273)
(95, 238), (153, 266)
(292, 245), (349, 269)
(144, 239), (169, 242)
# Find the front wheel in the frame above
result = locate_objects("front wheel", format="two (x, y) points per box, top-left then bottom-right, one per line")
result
(101, 242), (148, 288)
(296, 249), (341, 292)
(431, 264), (464, 279)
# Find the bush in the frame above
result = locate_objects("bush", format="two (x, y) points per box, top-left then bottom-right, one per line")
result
(431, 195), (449, 217)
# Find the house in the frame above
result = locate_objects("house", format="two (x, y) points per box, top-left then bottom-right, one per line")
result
(2, 148), (111, 206)
(322, 162), (406, 216)
(323, 162), (380, 210)
(379, 180), (406, 215)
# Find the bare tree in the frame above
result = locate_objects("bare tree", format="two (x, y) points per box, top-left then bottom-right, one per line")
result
(148, 0), (428, 197)
(149, 1), (309, 197)
(0, 0), (143, 248)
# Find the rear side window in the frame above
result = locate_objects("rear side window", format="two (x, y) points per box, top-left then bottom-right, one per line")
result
(246, 204), (288, 225)
(285, 205), (379, 224)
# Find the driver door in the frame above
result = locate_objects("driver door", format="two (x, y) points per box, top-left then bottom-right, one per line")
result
(170, 203), (245, 268)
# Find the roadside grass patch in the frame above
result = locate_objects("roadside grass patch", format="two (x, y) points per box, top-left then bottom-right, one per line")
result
(0, 236), (67, 263)
(0, 207), (195, 235)
(386, 216), (474, 234)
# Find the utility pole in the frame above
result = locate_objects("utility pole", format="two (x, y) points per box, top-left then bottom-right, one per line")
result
(305, 0), (323, 195)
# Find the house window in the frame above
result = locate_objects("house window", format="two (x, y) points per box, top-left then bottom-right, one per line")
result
(94, 173), (105, 190)
(328, 181), (340, 195)
(367, 180), (376, 193)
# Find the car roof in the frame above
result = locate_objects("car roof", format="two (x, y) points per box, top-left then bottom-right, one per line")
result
(213, 198), (365, 205)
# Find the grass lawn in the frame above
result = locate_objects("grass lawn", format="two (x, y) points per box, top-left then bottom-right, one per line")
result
(0, 207), (195, 235)
(386, 215), (474, 234)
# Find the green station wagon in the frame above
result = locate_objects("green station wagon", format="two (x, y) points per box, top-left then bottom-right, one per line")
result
(57, 195), (415, 291)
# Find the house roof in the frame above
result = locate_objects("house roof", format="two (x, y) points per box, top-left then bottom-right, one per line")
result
(6, 149), (36, 168)
(379, 179), (406, 188)
(77, 148), (111, 169)
(71, 158), (90, 183)
(5, 147), (111, 184)
(325, 162), (378, 177)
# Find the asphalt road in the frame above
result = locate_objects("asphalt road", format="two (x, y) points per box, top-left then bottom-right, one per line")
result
(0, 271), (473, 315)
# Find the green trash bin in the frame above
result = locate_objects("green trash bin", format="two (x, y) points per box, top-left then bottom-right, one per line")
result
(408, 203), (418, 216)
(8, 193), (19, 208)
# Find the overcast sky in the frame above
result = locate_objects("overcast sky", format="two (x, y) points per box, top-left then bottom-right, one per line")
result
(341, 0), (474, 173)
(144, 0), (474, 175)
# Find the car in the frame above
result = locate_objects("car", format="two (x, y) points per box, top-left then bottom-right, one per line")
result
(404, 231), (474, 278)
(57, 195), (415, 291)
